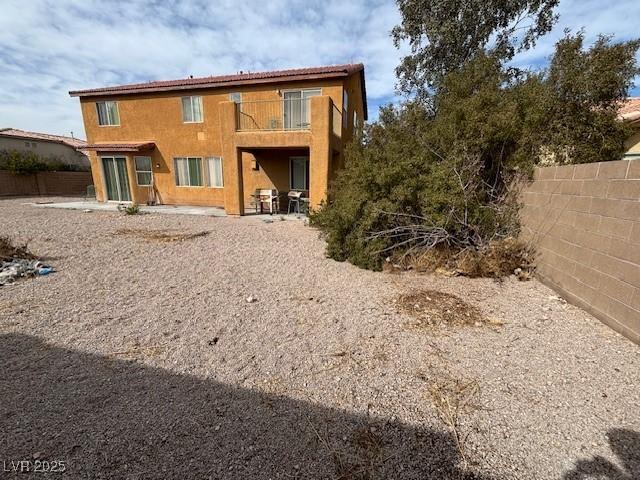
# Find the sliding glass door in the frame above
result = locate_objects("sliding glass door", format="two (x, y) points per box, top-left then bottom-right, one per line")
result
(283, 89), (320, 129)
(102, 156), (131, 201)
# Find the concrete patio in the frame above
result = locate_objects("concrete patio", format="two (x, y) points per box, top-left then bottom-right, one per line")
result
(26, 199), (307, 219)
(29, 200), (227, 216)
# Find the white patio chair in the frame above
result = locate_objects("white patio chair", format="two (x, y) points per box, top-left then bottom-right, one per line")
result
(287, 191), (303, 215)
(254, 189), (279, 214)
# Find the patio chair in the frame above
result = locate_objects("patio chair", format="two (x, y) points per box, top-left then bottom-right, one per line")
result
(287, 190), (303, 215)
(254, 189), (279, 214)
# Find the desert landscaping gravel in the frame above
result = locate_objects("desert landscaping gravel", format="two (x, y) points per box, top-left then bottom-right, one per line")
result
(1, 197), (638, 479)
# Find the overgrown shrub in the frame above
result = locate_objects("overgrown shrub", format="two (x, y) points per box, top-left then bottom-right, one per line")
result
(312, 31), (639, 274)
(0, 149), (84, 174)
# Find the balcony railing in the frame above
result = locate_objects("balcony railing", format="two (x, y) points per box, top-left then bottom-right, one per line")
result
(236, 99), (313, 131)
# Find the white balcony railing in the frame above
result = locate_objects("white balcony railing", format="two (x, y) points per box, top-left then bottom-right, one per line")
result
(236, 99), (312, 131)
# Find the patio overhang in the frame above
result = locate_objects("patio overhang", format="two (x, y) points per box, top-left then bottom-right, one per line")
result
(82, 142), (156, 153)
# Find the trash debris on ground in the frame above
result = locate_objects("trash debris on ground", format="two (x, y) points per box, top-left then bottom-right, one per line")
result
(0, 259), (54, 286)
(0, 236), (53, 286)
(246, 295), (257, 303)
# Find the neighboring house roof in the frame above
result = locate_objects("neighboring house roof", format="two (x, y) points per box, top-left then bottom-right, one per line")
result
(618, 97), (640, 123)
(84, 142), (156, 152)
(69, 63), (368, 120)
(0, 128), (87, 149)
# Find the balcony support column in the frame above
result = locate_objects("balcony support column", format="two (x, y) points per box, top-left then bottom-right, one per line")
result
(309, 96), (332, 211)
(220, 101), (244, 215)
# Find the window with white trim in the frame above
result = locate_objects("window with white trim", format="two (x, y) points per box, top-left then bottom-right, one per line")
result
(134, 156), (152, 186)
(174, 157), (204, 186)
(181, 96), (203, 123)
(96, 101), (120, 126)
(205, 157), (224, 187)
(229, 92), (241, 103)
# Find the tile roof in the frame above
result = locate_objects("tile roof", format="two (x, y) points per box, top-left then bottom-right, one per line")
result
(83, 142), (156, 152)
(0, 128), (87, 149)
(69, 63), (364, 97)
(618, 97), (640, 122)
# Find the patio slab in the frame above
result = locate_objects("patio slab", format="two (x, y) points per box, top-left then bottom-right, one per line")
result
(27, 200), (306, 220)
(29, 200), (228, 216)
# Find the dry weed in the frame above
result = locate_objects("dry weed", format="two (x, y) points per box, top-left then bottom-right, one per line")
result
(417, 368), (481, 468)
(306, 417), (389, 480)
(396, 289), (486, 328)
(109, 343), (165, 358)
(0, 235), (37, 261)
(393, 237), (536, 279)
(113, 228), (210, 243)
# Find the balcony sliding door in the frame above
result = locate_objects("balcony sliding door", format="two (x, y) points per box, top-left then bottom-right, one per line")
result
(283, 89), (320, 129)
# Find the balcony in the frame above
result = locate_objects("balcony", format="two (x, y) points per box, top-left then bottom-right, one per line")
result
(235, 97), (342, 138)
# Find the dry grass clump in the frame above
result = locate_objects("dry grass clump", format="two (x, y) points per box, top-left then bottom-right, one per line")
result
(0, 235), (37, 261)
(396, 289), (486, 328)
(306, 418), (388, 480)
(113, 228), (210, 243)
(108, 342), (165, 359)
(392, 237), (535, 279)
(417, 368), (482, 468)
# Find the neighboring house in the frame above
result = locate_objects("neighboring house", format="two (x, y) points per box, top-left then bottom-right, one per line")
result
(69, 63), (367, 214)
(0, 128), (89, 169)
(619, 97), (640, 159)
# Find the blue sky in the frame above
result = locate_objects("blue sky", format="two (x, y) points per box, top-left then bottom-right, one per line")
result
(1, 0), (639, 139)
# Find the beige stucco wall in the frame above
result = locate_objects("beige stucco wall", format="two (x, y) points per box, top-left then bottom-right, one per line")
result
(0, 137), (89, 169)
(79, 75), (361, 210)
(520, 159), (640, 344)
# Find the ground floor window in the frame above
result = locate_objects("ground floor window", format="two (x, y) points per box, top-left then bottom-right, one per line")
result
(290, 156), (309, 190)
(174, 157), (204, 186)
(205, 157), (224, 187)
(134, 156), (152, 186)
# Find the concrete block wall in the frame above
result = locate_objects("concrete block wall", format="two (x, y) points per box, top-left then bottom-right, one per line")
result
(521, 159), (640, 343)
(0, 170), (93, 197)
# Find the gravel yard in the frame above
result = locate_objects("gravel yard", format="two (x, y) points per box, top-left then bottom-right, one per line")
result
(1, 197), (638, 479)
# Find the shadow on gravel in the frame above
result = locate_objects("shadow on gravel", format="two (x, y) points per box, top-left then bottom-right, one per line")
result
(0, 333), (493, 479)
(564, 429), (640, 480)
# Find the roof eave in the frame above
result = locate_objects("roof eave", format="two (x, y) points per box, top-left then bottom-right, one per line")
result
(69, 71), (354, 98)
(0, 132), (86, 149)
(83, 142), (156, 153)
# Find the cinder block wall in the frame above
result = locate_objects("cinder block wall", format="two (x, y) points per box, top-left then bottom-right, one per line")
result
(0, 170), (93, 197)
(521, 159), (640, 343)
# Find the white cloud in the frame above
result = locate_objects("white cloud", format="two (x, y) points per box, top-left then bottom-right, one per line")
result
(0, 0), (405, 137)
(0, 0), (638, 137)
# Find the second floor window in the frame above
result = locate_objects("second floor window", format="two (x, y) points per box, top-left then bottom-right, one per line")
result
(96, 101), (120, 126)
(342, 90), (349, 129)
(182, 96), (203, 123)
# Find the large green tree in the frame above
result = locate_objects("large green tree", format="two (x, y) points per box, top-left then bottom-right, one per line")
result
(392, 0), (559, 96)
(313, 2), (640, 271)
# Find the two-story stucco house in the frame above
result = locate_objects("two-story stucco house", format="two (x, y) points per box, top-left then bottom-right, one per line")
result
(69, 64), (367, 215)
